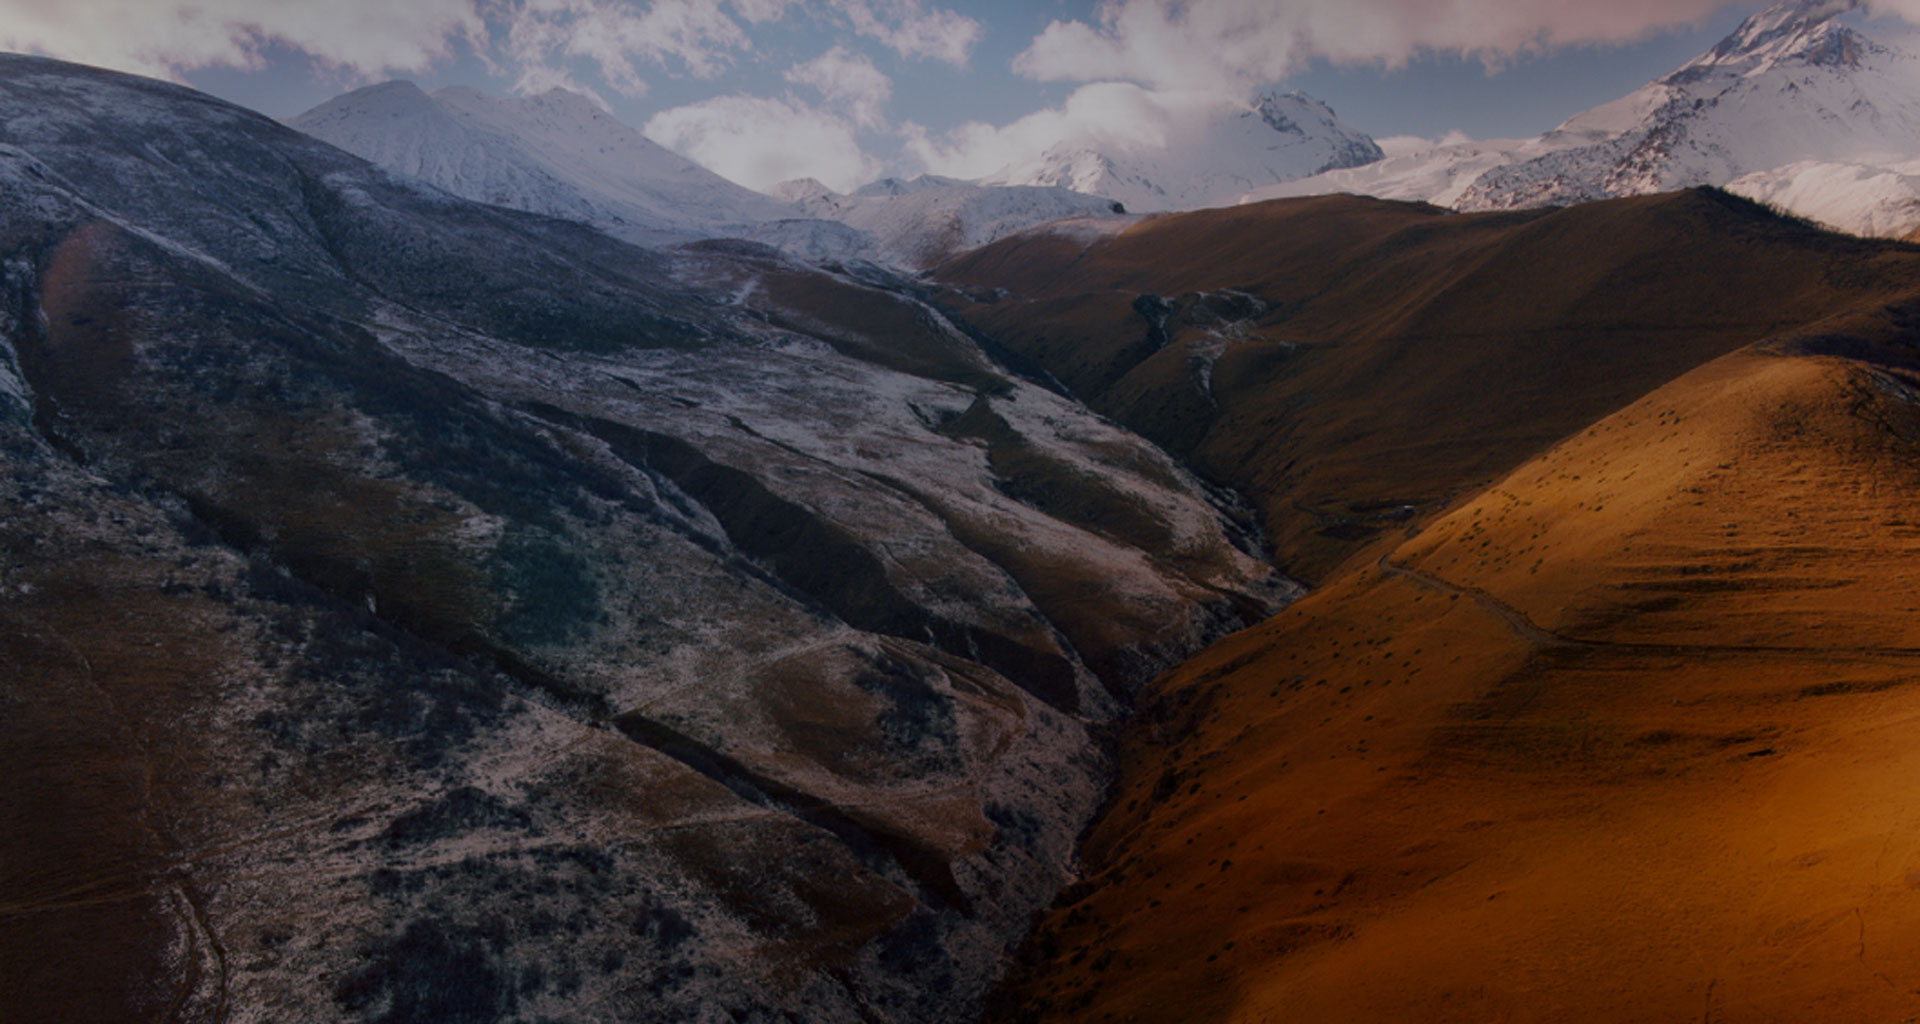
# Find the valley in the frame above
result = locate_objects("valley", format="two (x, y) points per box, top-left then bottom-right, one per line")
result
(13, 1), (1920, 1019)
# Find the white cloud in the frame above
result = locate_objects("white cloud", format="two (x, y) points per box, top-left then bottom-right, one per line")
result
(731, 0), (799, 23)
(0, 0), (482, 80)
(0, 0), (807, 100)
(646, 93), (879, 192)
(1014, 0), (1746, 99)
(502, 0), (782, 97)
(915, 0), (1764, 187)
(1374, 129), (1473, 158)
(829, 0), (981, 66)
(905, 81), (1235, 180)
(785, 46), (891, 129)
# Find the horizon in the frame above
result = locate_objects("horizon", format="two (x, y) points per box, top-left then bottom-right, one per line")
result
(0, 0), (1848, 194)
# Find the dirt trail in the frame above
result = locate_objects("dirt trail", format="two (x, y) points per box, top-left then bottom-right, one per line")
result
(1378, 556), (1920, 661)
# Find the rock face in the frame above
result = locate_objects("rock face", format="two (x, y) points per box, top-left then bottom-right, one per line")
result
(0, 55), (1292, 1024)
(986, 91), (1384, 213)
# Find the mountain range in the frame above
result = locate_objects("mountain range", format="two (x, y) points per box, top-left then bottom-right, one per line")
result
(287, 0), (1920, 251)
(1257, 0), (1920, 238)
(293, 82), (1129, 270)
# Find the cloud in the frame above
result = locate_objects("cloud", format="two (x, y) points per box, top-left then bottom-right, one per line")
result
(905, 81), (1237, 180)
(0, 0), (482, 80)
(502, 0), (784, 97)
(646, 93), (879, 192)
(829, 0), (981, 65)
(912, 0), (1764, 186)
(1014, 0), (1746, 98)
(731, 0), (799, 22)
(785, 45), (891, 129)
(1374, 129), (1474, 158)
(0, 0), (805, 99)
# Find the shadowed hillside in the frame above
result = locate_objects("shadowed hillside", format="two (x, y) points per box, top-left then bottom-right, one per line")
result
(0, 55), (1290, 1024)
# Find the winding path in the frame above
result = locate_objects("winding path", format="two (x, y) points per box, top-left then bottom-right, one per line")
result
(1376, 555), (1920, 661)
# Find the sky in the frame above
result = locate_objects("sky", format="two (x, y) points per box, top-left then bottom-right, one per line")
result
(0, 0), (1883, 193)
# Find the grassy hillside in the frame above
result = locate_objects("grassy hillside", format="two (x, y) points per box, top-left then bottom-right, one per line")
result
(936, 189), (1920, 582)
(990, 345), (1920, 1022)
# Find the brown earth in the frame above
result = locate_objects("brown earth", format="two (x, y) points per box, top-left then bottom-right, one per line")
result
(991, 347), (1920, 1022)
(934, 189), (1920, 582)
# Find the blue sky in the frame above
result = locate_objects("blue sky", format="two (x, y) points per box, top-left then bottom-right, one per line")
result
(0, 0), (1785, 190)
(181, 4), (1754, 140)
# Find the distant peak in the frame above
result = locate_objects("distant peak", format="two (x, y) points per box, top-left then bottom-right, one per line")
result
(1700, 0), (1868, 68)
(527, 86), (606, 113)
(850, 175), (965, 198)
(291, 79), (434, 126)
(349, 80), (430, 103)
(768, 177), (837, 203)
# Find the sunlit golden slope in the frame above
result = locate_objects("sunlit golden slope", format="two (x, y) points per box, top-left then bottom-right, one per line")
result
(992, 346), (1920, 1023)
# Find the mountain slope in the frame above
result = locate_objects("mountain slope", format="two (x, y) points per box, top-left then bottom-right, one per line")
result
(933, 187), (1920, 582)
(0, 54), (1290, 1024)
(986, 91), (1383, 213)
(290, 80), (800, 246)
(992, 337), (1920, 1023)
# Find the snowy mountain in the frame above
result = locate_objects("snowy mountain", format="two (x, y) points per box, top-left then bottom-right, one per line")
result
(292, 83), (1129, 268)
(1253, 0), (1920, 237)
(986, 91), (1384, 213)
(291, 80), (800, 246)
(1458, 0), (1920, 211)
(771, 174), (1128, 267)
(1725, 157), (1920, 236)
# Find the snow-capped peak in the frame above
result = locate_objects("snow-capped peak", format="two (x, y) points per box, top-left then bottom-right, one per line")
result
(292, 81), (1127, 270)
(291, 81), (799, 247)
(1445, 0), (1920, 212)
(1246, 0), (1920, 239)
(851, 175), (970, 198)
(1695, 0), (1866, 71)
